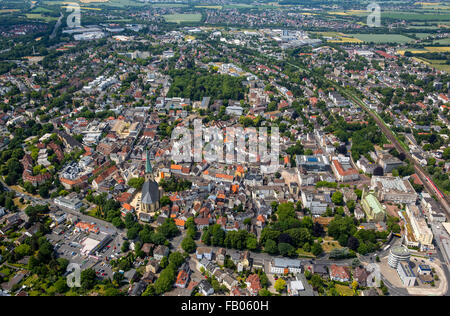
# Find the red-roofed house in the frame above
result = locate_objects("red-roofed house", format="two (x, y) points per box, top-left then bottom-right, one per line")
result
(330, 264), (350, 282)
(245, 274), (262, 296)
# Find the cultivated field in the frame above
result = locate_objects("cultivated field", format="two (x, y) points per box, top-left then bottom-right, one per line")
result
(163, 13), (202, 24)
(348, 34), (414, 44)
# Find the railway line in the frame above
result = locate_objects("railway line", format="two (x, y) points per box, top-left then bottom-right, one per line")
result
(341, 89), (450, 219)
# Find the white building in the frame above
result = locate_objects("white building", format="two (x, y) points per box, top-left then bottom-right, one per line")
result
(396, 262), (416, 287)
(269, 258), (302, 274)
(406, 204), (433, 249)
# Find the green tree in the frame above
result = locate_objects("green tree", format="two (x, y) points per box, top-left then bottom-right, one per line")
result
(264, 239), (278, 255)
(274, 278), (286, 293)
(331, 191), (344, 206)
(181, 236), (197, 253)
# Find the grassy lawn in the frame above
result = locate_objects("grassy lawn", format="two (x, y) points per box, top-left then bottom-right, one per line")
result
(13, 197), (28, 211)
(335, 284), (354, 296)
(87, 208), (98, 218)
(23, 274), (39, 287)
(321, 237), (343, 253)
(26, 13), (58, 22)
(163, 13), (202, 24)
(296, 248), (316, 258)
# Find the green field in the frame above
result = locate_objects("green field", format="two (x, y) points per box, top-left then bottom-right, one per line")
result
(332, 9), (450, 21)
(163, 13), (202, 24)
(31, 7), (54, 13)
(434, 37), (450, 45)
(152, 3), (188, 8)
(223, 4), (255, 9)
(415, 57), (450, 72)
(412, 33), (434, 39)
(195, 5), (223, 10)
(25, 13), (58, 22)
(348, 33), (414, 43)
(43, 0), (147, 8)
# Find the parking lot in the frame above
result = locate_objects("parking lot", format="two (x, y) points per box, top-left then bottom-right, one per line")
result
(47, 224), (126, 280)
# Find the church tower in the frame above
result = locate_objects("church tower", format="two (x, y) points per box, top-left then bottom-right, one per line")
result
(141, 148), (160, 214)
(145, 149), (153, 181)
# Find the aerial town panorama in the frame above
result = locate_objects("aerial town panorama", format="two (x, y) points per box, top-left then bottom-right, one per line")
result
(0, 0), (449, 302)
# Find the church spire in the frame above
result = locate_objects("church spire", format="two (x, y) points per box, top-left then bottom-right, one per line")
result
(145, 149), (152, 174)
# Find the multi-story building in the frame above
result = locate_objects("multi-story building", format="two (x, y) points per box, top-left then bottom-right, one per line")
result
(53, 193), (83, 211)
(296, 155), (330, 173)
(361, 193), (385, 222)
(331, 157), (359, 182)
(301, 190), (333, 216)
(371, 176), (417, 204)
(269, 258), (302, 274)
(388, 246), (410, 269)
(396, 261), (416, 287)
(406, 204), (433, 248)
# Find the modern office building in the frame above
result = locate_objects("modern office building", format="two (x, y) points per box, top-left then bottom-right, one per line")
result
(396, 261), (416, 287)
(388, 246), (410, 269)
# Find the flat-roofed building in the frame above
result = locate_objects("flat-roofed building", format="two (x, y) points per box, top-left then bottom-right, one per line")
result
(371, 176), (417, 204)
(269, 258), (302, 274)
(54, 193), (83, 211)
(296, 155), (330, 173)
(396, 261), (416, 287)
(406, 204), (433, 248)
(301, 190), (333, 216)
(378, 153), (404, 173)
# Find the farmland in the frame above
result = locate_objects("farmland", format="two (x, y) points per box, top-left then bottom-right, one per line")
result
(163, 13), (202, 24)
(348, 34), (414, 44)
(324, 33), (414, 44)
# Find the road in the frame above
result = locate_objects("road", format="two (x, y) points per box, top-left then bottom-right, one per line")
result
(50, 11), (64, 40)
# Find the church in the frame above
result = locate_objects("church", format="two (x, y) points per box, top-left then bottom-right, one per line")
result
(141, 149), (161, 213)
